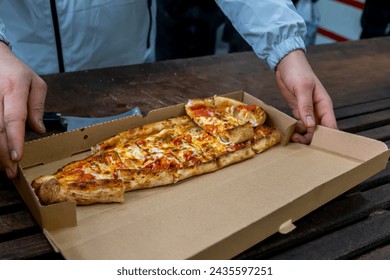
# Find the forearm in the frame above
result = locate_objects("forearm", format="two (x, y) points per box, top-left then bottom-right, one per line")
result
(215, 0), (307, 70)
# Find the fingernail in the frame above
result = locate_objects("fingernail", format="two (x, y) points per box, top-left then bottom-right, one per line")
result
(11, 149), (18, 161)
(39, 120), (46, 133)
(306, 116), (315, 128)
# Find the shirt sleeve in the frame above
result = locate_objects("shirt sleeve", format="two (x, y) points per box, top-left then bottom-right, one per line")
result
(215, 0), (307, 71)
(0, 18), (11, 48)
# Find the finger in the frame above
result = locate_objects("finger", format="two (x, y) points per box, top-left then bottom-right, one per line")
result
(304, 127), (315, 143)
(291, 127), (315, 144)
(4, 80), (29, 163)
(310, 79), (338, 129)
(291, 132), (310, 144)
(0, 98), (17, 177)
(321, 111), (338, 129)
(27, 75), (47, 133)
(316, 94), (338, 129)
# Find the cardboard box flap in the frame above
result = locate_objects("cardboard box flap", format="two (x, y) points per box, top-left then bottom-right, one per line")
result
(13, 168), (77, 230)
(311, 125), (390, 162)
(145, 103), (186, 122)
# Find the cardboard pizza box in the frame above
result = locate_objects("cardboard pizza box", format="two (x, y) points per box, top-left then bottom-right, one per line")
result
(14, 91), (390, 259)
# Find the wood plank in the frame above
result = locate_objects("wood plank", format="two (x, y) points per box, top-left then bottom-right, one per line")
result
(357, 124), (390, 142)
(40, 52), (278, 118)
(357, 243), (390, 260)
(0, 172), (26, 215)
(337, 109), (390, 133)
(0, 211), (37, 236)
(335, 98), (390, 120)
(268, 210), (390, 260)
(0, 233), (57, 260)
(0, 189), (24, 211)
(350, 165), (390, 192)
(306, 39), (390, 109)
(0, 174), (14, 190)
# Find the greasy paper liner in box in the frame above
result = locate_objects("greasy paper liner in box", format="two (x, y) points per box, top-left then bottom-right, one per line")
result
(13, 91), (390, 260)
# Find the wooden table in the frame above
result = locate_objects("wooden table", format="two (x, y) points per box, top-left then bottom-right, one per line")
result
(1, 37), (389, 260)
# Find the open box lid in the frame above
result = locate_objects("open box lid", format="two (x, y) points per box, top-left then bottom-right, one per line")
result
(14, 91), (390, 259)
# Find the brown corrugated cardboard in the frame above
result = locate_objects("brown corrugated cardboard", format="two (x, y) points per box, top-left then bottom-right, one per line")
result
(14, 91), (390, 259)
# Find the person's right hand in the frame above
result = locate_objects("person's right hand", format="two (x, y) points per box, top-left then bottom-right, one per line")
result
(0, 42), (47, 178)
(275, 50), (338, 144)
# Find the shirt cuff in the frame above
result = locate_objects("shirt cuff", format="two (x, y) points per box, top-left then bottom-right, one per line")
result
(266, 36), (306, 71)
(0, 32), (11, 48)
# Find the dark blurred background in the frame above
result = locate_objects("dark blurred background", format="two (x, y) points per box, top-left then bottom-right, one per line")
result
(155, 0), (251, 61)
(156, 0), (390, 61)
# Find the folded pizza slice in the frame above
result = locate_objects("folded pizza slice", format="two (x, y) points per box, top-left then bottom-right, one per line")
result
(185, 97), (254, 144)
(182, 123), (255, 169)
(186, 96), (281, 154)
(251, 124), (282, 154)
(213, 95), (267, 127)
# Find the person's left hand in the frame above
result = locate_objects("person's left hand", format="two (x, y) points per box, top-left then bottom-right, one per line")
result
(0, 42), (47, 178)
(275, 49), (338, 144)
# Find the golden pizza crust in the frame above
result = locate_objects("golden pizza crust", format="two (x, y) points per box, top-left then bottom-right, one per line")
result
(219, 122), (254, 144)
(217, 145), (255, 168)
(34, 176), (125, 205)
(174, 160), (219, 181)
(117, 169), (175, 191)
